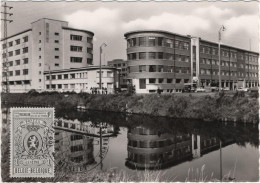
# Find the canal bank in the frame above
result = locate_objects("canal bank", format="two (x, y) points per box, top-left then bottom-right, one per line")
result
(1, 91), (259, 123)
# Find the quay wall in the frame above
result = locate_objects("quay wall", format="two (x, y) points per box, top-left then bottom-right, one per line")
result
(1, 91), (259, 124)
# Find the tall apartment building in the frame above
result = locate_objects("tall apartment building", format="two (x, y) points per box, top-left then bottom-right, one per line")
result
(1, 18), (94, 93)
(124, 30), (259, 93)
(107, 59), (128, 88)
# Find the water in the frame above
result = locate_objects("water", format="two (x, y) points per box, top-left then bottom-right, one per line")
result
(2, 106), (259, 181)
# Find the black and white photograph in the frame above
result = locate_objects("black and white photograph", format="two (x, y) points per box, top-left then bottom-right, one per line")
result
(1, 0), (259, 182)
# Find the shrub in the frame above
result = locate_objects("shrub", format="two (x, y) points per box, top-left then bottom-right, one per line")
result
(233, 91), (245, 98)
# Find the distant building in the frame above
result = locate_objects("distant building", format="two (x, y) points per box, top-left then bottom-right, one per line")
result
(124, 30), (259, 93)
(43, 66), (119, 94)
(107, 59), (128, 88)
(1, 18), (94, 93)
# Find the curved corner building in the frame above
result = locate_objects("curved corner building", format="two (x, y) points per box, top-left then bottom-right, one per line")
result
(124, 30), (259, 94)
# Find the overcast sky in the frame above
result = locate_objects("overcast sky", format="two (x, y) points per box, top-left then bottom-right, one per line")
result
(5, 1), (259, 65)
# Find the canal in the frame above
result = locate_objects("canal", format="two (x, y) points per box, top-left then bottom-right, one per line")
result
(2, 106), (259, 181)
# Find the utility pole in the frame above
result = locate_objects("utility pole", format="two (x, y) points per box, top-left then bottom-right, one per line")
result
(1, 2), (13, 93)
(218, 25), (226, 91)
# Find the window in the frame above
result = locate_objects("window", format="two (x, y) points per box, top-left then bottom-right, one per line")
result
(70, 74), (75, 79)
(158, 65), (163, 72)
(139, 79), (146, 89)
(55, 48), (59, 51)
(9, 41), (13, 47)
(167, 78), (173, 83)
(70, 46), (83, 52)
(14, 49), (20, 56)
(149, 52), (156, 59)
(39, 56), (41, 59)
(23, 47), (28, 53)
(183, 42), (189, 50)
(149, 65), (156, 72)
(15, 60), (20, 65)
(8, 51), (13, 57)
(9, 71), (13, 76)
(55, 56), (59, 59)
(139, 52), (146, 59)
(158, 37), (163, 46)
(107, 71), (113, 77)
(87, 37), (93, 44)
(70, 35), (82, 41)
(24, 58), (28, 64)
(130, 38), (137, 47)
(64, 74), (68, 79)
(87, 48), (92, 54)
(39, 48), (41, 51)
(165, 39), (173, 48)
(55, 40), (59, 43)
(55, 63), (59, 66)
(70, 145), (83, 152)
(148, 37), (155, 46)
(55, 32), (59, 36)
(176, 79), (181, 83)
(2, 44), (7, 49)
(139, 65), (146, 72)
(52, 75), (56, 80)
(15, 39), (20, 45)
(58, 75), (62, 79)
(70, 57), (82, 63)
(23, 36), (28, 42)
(39, 40), (41, 43)
(15, 70), (20, 76)
(23, 69), (29, 75)
(159, 78), (164, 83)
(39, 32), (41, 35)
(139, 37), (146, 46)
(9, 61), (13, 66)
(39, 71), (41, 74)
(149, 78), (156, 83)
(87, 58), (93, 64)
(39, 63), (41, 67)
(166, 53), (173, 60)
(158, 52), (163, 59)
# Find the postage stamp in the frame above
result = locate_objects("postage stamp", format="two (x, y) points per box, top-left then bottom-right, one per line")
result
(10, 108), (55, 178)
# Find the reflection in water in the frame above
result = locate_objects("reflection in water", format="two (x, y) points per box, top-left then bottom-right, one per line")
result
(125, 126), (234, 170)
(55, 130), (96, 172)
(1, 106), (259, 181)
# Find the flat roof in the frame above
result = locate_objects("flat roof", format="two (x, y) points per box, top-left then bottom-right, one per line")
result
(1, 29), (32, 41)
(124, 30), (189, 39)
(43, 66), (117, 74)
(124, 30), (258, 55)
(31, 18), (68, 24)
(62, 27), (94, 36)
(200, 39), (258, 55)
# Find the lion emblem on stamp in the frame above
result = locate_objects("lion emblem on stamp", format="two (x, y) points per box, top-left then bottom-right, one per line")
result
(10, 108), (55, 178)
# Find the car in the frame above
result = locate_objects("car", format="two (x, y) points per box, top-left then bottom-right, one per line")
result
(196, 87), (206, 92)
(237, 87), (249, 92)
(221, 87), (230, 91)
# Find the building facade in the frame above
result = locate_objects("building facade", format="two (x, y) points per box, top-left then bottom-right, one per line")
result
(124, 30), (259, 93)
(43, 66), (119, 94)
(107, 59), (128, 88)
(1, 18), (94, 93)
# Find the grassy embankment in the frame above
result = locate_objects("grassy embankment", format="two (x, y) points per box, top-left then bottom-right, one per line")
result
(2, 91), (259, 123)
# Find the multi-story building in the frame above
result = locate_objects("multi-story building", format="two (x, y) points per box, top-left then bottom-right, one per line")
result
(1, 18), (94, 93)
(43, 66), (119, 94)
(107, 59), (128, 88)
(124, 30), (259, 93)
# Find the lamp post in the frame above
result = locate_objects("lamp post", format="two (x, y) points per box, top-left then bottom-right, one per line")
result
(218, 25), (226, 91)
(100, 43), (107, 94)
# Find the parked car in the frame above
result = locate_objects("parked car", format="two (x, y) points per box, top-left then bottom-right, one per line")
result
(249, 87), (259, 93)
(196, 87), (206, 92)
(237, 87), (249, 92)
(221, 87), (230, 91)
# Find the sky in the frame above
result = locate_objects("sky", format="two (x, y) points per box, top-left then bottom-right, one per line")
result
(3, 1), (259, 65)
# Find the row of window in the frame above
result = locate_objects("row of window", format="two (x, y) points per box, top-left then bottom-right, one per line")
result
(2, 36), (28, 49)
(4, 80), (30, 85)
(127, 37), (190, 50)
(3, 69), (29, 76)
(127, 52), (190, 62)
(46, 72), (88, 80)
(136, 65), (190, 74)
(200, 69), (258, 77)
(3, 47), (28, 58)
(200, 45), (258, 62)
(139, 78), (188, 88)
(2, 58), (29, 67)
(70, 35), (93, 44)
